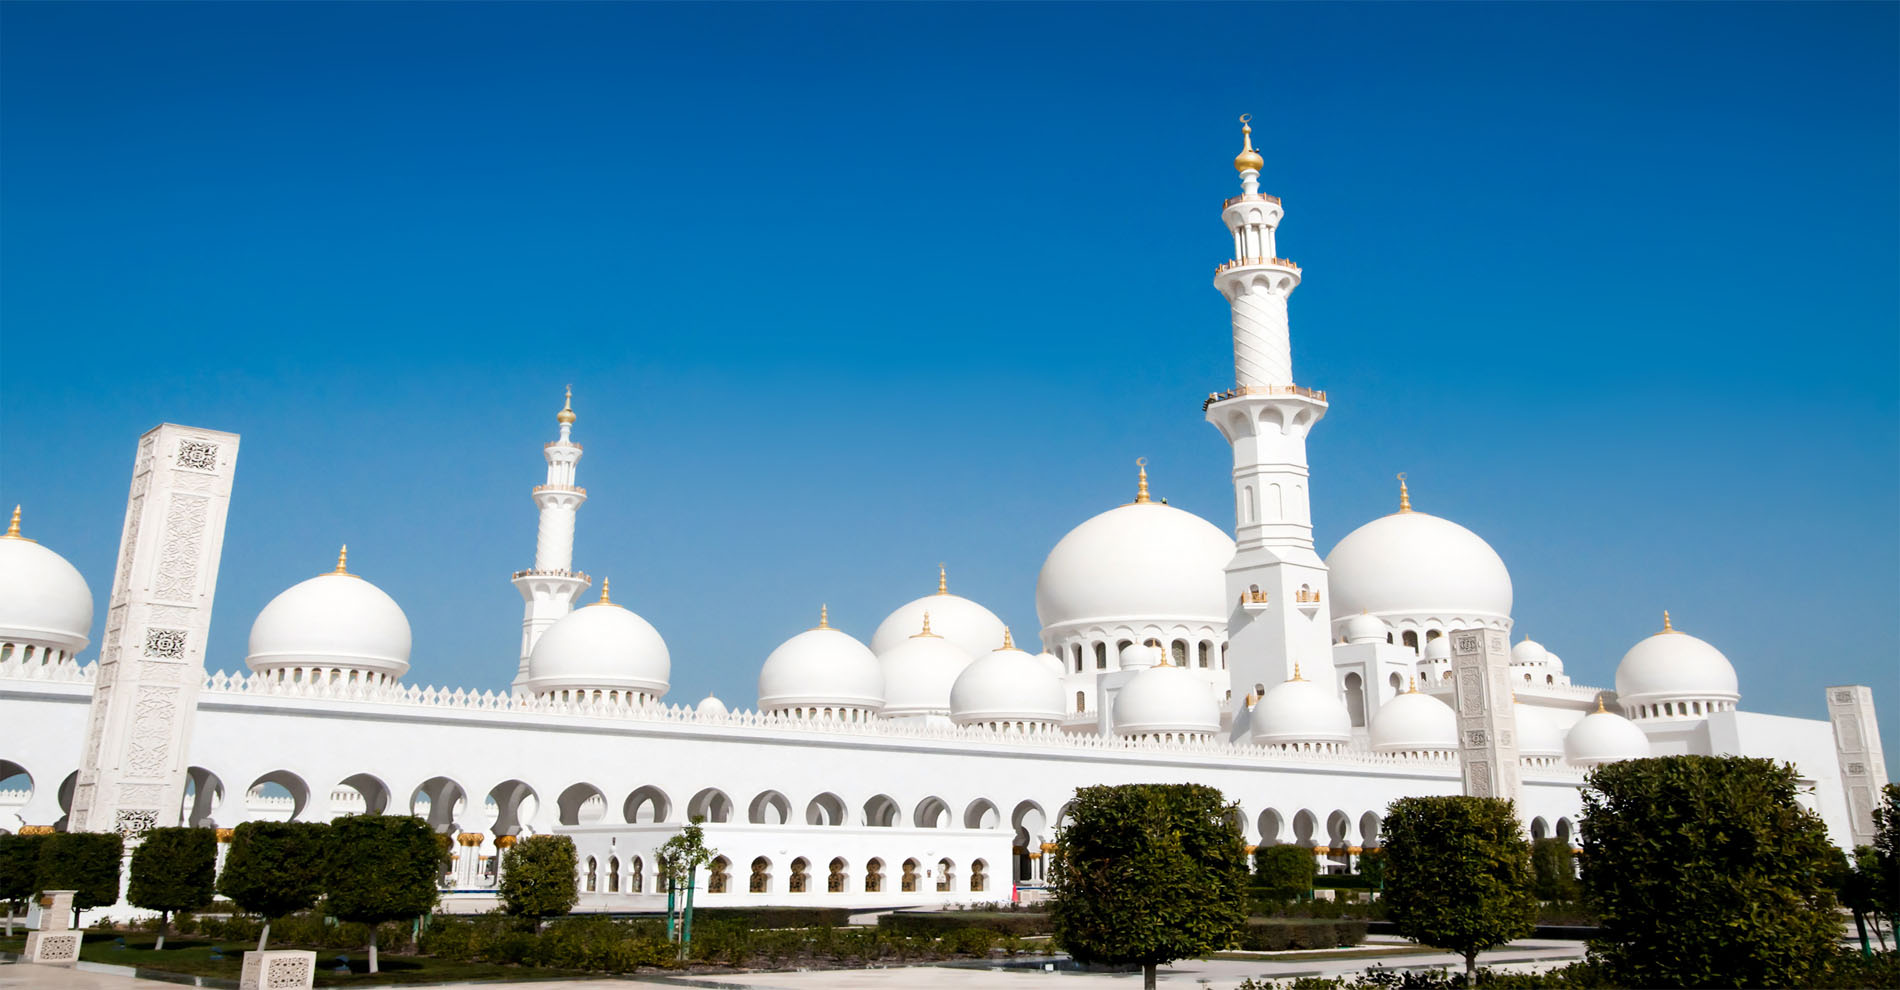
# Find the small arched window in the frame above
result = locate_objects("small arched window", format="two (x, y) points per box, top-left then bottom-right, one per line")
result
(1075, 691), (1087, 713)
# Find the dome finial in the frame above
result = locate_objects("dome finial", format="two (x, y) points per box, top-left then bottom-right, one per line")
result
(937, 563), (947, 595)
(1002, 627), (1013, 650)
(598, 578), (611, 605)
(818, 603), (829, 629)
(1407, 675), (1418, 694)
(913, 610), (940, 638)
(334, 544), (350, 575)
(1397, 472), (1412, 513)
(1134, 457), (1151, 504)
(1233, 114), (1264, 173)
(1291, 662), (1303, 681)
(557, 385), (576, 426)
(2, 505), (23, 541)
(1596, 695), (1607, 713)
(1661, 610), (1677, 634)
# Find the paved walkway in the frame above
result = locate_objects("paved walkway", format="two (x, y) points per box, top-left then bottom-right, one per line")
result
(0, 939), (1587, 989)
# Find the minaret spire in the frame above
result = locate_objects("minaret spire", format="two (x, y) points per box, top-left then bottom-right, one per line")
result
(511, 387), (593, 690)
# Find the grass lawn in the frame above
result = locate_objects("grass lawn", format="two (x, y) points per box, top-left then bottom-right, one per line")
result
(0, 933), (585, 985)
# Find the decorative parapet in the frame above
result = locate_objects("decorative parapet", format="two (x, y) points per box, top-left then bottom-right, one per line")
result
(0, 656), (97, 684)
(1215, 256), (1300, 277)
(1203, 384), (1328, 411)
(510, 568), (591, 582)
(1223, 193), (1283, 208)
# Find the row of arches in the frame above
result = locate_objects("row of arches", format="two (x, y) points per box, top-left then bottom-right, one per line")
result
(1065, 638), (1227, 674)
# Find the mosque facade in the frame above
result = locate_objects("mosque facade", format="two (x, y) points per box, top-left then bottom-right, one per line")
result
(0, 122), (1887, 913)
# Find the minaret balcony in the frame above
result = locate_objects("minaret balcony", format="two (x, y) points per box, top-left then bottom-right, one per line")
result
(512, 568), (591, 582)
(1239, 589), (1271, 613)
(532, 484), (587, 496)
(1214, 256), (1299, 277)
(1223, 192), (1283, 208)
(1202, 384), (1328, 411)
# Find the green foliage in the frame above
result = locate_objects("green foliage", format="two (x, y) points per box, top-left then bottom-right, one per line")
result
(1529, 838), (1580, 902)
(127, 828), (216, 920)
(0, 832), (48, 910)
(879, 910), (1051, 936)
(693, 906), (857, 928)
(1234, 918), (1368, 950)
(1048, 783), (1249, 979)
(1873, 783), (1900, 922)
(498, 834), (578, 922)
(38, 830), (124, 910)
(1581, 755), (1841, 989)
(1357, 847), (1386, 888)
(323, 815), (440, 925)
(1253, 844), (1318, 901)
(656, 818), (716, 887)
(1382, 795), (1536, 979)
(216, 820), (329, 925)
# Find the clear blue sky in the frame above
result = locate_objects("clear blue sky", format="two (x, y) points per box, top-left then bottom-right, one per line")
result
(3, 3), (1895, 768)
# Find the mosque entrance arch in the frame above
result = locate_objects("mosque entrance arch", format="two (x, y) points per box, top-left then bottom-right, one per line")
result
(410, 776), (468, 833)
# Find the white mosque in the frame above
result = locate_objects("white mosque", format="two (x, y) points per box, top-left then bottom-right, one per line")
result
(0, 121), (1886, 912)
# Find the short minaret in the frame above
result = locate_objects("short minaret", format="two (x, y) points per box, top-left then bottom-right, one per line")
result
(1205, 116), (1337, 702)
(510, 388), (592, 690)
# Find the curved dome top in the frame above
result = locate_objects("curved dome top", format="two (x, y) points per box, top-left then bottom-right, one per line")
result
(1037, 495), (1235, 632)
(696, 695), (729, 718)
(950, 641), (1066, 724)
(1325, 506), (1512, 624)
(1342, 612), (1388, 645)
(1565, 703), (1651, 766)
(879, 617), (977, 717)
(1370, 684), (1458, 752)
(759, 612), (884, 712)
(0, 511), (93, 654)
(1514, 703), (1565, 758)
(869, 572), (1007, 661)
(1511, 638), (1549, 665)
(1251, 672), (1352, 745)
(1423, 636), (1451, 662)
(525, 589), (670, 699)
(247, 550), (411, 679)
(1614, 614), (1739, 705)
(1111, 662), (1221, 736)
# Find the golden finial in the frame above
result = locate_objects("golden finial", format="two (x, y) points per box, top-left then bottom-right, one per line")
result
(2, 505), (25, 541)
(818, 604), (829, 629)
(913, 610), (940, 638)
(937, 563), (947, 596)
(334, 544), (350, 575)
(1290, 663), (1303, 681)
(1002, 627), (1013, 650)
(597, 578), (612, 605)
(1134, 458), (1151, 504)
(1233, 114), (1264, 173)
(1397, 473), (1412, 513)
(1596, 695), (1607, 713)
(1661, 610), (1677, 634)
(1408, 676), (1418, 694)
(557, 385), (576, 426)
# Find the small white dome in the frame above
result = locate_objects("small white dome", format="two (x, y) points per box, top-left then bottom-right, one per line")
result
(0, 521), (93, 655)
(1423, 637), (1451, 662)
(869, 573), (1008, 661)
(1342, 612), (1387, 645)
(696, 695), (729, 718)
(950, 644), (1065, 725)
(247, 557), (411, 680)
(1511, 638), (1549, 665)
(1514, 703), (1565, 758)
(1111, 663), (1220, 736)
(1326, 508), (1513, 627)
(1544, 651), (1565, 674)
(1564, 704), (1651, 766)
(1036, 500), (1235, 632)
(1033, 651), (1066, 677)
(1370, 686), (1458, 753)
(879, 621), (976, 717)
(759, 619), (883, 713)
(1251, 674), (1352, 745)
(1119, 642), (1161, 670)
(526, 596), (670, 700)
(1614, 616), (1739, 710)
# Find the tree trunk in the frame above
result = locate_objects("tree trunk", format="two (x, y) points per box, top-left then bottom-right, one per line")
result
(257, 919), (271, 952)
(72, 905), (81, 929)
(155, 909), (168, 950)
(368, 926), (380, 974)
(1144, 962), (1157, 990)
(1465, 949), (1478, 984)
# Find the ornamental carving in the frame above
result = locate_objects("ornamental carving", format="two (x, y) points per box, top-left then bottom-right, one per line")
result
(1834, 689), (1854, 703)
(143, 628), (188, 660)
(114, 495), (143, 602)
(114, 809), (158, 839)
(118, 783), (161, 804)
(124, 688), (176, 777)
(152, 495), (208, 602)
(1455, 632), (1481, 654)
(175, 439), (219, 472)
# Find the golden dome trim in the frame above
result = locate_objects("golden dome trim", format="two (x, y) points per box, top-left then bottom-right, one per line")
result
(1397, 473), (1412, 513)
(2, 505), (32, 543)
(557, 385), (577, 426)
(1233, 114), (1264, 173)
(912, 610), (942, 639)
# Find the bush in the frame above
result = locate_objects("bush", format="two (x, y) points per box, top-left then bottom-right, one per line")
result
(1383, 796), (1535, 984)
(687, 906), (857, 928)
(217, 820), (329, 949)
(323, 815), (440, 973)
(1254, 844), (1318, 901)
(1235, 918), (1367, 950)
(126, 827), (217, 948)
(1530, 838), (1581, 902)
(879, 910), (1051, 936)
(498, 834), (578, 924)
(38, 831), (123, 919)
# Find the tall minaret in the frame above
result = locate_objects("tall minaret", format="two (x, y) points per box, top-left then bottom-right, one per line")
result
(510, 388), (592, 689)
(1205, 116), (1338, 701)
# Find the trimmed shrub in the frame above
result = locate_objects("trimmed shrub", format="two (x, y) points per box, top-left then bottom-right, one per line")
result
(879, 910), (1052, 936)
(1235, 918), (1367, 951)
(1253, 844), (1318, 901)
(38, 831), (123, 921)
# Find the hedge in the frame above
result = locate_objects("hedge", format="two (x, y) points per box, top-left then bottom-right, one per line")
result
(1234, 918), (1368, 951)
(879, 910), (1052, 937)
(661, 907), (856, 928)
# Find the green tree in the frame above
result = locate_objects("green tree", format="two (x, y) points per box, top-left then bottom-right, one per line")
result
(1529, 837), (1580, 902)
(126, 827), (215, 949)
(1251, 844), (1317, 902)
(38, 831), (123, 927)
(0, 832), (48, 936)
(1581, 755), (1840, 989)
(497, 834), (577, 928)
(1382, 795), (1536, 983)
(1873, 783), (1900, 926)
(1048, 783), (1249, 990)
(217, 820), (330, 950)
(656, 817), (717, 957)
(323, 815), (440, 973)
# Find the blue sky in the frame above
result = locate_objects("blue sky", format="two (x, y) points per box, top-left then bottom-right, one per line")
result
(3, 2), (1896, 767)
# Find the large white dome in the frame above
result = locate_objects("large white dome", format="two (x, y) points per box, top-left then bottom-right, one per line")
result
(869, 575), (1006, 661)
(758, 615), (884, 714)
(1369, 684), (1458, 753)
(1251, 673), (1352, 745)
(525, 591), (670, 701)
(247, 553), (411, 681)
(1564, 703), (1651, 766)
(1036, 500), (1235, 632)
(1514, 703), (1565, 758)
(1111, 663), (1221, 737)
(0, 513), (93, 655)
(950, 642), (1065, 726)
(1325, 507), (1512, 630)
(879, 619), (977, 718)
(1614, 615), (1739, 711)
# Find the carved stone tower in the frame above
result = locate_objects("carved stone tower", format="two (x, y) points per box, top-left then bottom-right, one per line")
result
(68, 424), (239, 836)
(1449, 627), (1523, 809)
